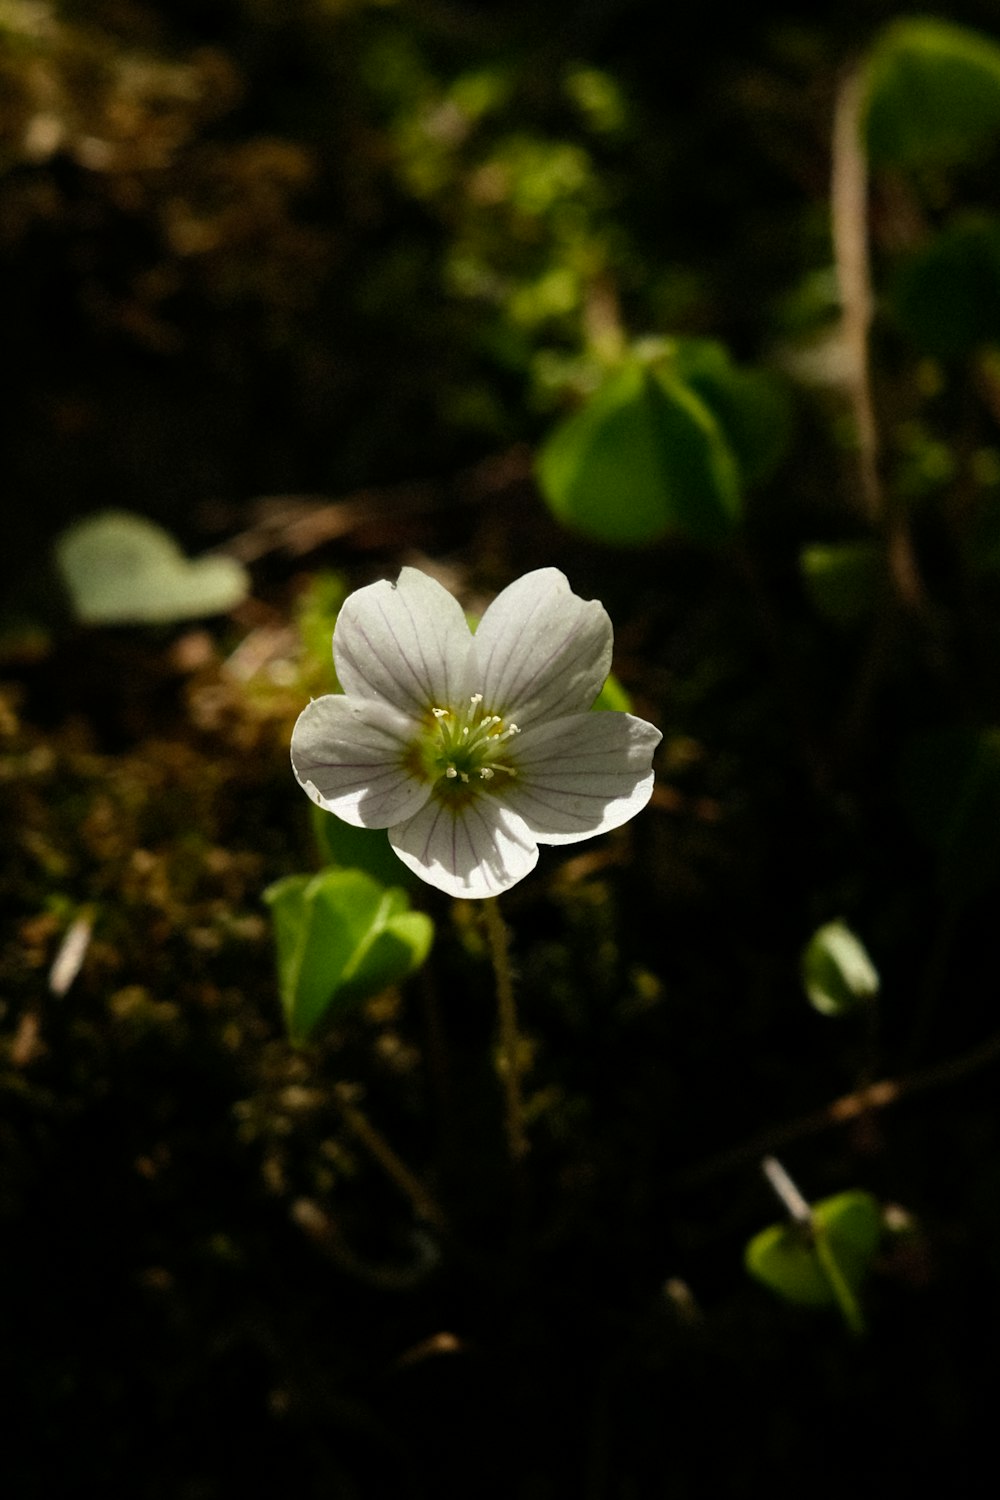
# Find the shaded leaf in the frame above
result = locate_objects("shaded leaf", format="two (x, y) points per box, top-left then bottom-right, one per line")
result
(311, 803), (419, 890)
(863, 19), (1000, 171)
(898, 727), (1000, 899)
(536, 359), (741, 546)
(890, 215), (1000, 358)
(800, 540), (884, 625)
(674, 338), (793, 488)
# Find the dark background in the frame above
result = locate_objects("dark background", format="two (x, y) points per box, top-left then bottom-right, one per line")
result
(3, 2), (999, 1496)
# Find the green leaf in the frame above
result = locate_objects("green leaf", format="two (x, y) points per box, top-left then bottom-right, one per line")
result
(263, 868), (433, 1045)
(746, 1221), (832, 1307)
(311, 804), (419, 889)
(964, 482), (1000, 574)
(802, 920), (880, 1016)
(55, 511), (249, 625)
(898, 727), (1000, 899)
(536, 359), (741, 546)
(889, 215), (1000, 358)
(800, 540), (884, 625)
(746, 1190), (881, 1309)
(673, 338), (793, 488)
(862, 19), (1000, 171)
(295, 570), (348, 691)
(593, 671), (632, 713)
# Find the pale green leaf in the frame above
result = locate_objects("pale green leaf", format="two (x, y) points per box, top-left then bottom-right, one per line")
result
(802, 920), (880, 1016)
(263, 868), (433, 1045)
(55, 511), (248, 625)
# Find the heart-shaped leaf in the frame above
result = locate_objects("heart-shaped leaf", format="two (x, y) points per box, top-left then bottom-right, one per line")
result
(263, 868), (434, 1045)
(536, 358), (741, 546)
(862, 18), (1000, 171)
(55, 511), (249, 625)
(889, 215), (1000, 359)
(746, 1190), (881, 1309)
(673, 338), (793, 488)
(311, 805), (420, 890)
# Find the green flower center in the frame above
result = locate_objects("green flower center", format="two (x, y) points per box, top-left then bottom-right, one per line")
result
(417, 693), (520, 801)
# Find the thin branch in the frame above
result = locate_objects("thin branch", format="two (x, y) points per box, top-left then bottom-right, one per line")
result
(334, 1083), (446, 1230)
(673, 1027), (1000, 1190)
(831, 67), (925, 612)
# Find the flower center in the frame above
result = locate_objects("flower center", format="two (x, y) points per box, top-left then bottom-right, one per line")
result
(419, 693), (520, 801)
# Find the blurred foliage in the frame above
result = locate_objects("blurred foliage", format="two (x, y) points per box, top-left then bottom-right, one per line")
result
(746, 1189), (882, 1328)
(802, 919), (880, 1017)
(7, 2), (1000, 1497)
(55, 509), (250, 621)
(535, 339), (791, 545)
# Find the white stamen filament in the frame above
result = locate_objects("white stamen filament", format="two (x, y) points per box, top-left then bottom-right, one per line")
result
(425, 692), (520, 791)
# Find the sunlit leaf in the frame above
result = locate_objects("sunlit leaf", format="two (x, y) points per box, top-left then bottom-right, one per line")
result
(802, 920), (880, 1016)
(862, 19), (1000, 170)
(593, 672), (632, 713)
(55, 512), (249, 625)
(263, 868), (433, 1045)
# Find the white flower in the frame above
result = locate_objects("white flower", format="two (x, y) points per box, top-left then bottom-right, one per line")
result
(291, 567), (661, 899)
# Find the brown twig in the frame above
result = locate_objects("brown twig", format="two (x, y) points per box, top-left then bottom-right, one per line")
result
(831, 67), (925, 613)
(333, 1083), (446, 1229)
(672, 1027), (1000, 1190)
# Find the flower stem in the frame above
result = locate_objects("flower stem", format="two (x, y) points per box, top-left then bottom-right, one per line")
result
(481, 896), (528, 1162)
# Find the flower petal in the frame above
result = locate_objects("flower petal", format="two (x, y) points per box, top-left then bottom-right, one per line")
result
(389, 797), (538, 899)
(504, 711), (661, 845)
(468, 569), (613, 726)
(291, 694), (431, 828)
(334, 567), (473, 718)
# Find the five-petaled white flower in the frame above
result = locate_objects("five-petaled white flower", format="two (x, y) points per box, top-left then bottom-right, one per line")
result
(291, 567), (661, 899)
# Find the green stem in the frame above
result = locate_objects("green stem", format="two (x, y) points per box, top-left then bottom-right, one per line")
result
(814, 1228), (867, 1338)
(481, 896), (528, 1162)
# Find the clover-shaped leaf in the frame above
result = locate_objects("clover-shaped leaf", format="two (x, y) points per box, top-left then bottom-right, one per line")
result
(746, 1190), (882, 1326)
(264, 868), (433, 1045)
(56, 511), (248, 625)
(862, 18), (1000, 171)
(536, 358), (741, 546)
